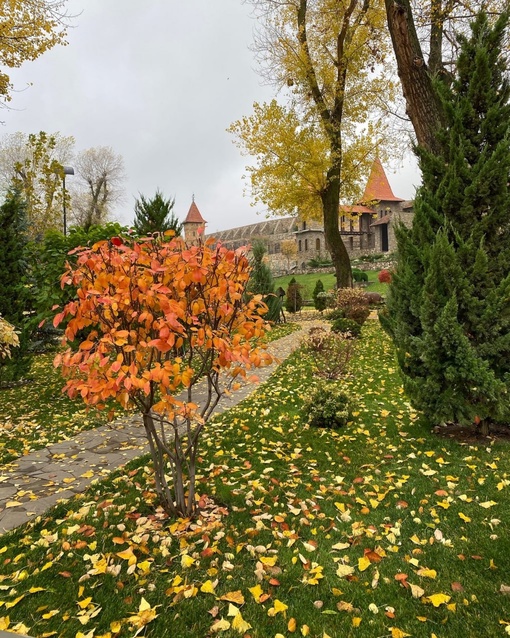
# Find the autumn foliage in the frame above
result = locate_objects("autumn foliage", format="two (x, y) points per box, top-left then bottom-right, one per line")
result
(53, 234), (272, 516)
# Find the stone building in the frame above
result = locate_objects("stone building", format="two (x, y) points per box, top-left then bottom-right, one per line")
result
(184, 159), (413, 271)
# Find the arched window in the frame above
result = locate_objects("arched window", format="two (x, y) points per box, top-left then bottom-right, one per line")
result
(299, 240), (302, 252)
(316, 238), (320, 251)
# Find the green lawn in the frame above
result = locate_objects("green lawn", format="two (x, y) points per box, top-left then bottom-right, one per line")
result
(1, 319), (509, 637)
(274, 270), (389, 301)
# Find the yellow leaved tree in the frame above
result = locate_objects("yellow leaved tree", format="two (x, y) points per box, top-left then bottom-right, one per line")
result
(229, 0), (398, 288)
(0, 0), (70, 105)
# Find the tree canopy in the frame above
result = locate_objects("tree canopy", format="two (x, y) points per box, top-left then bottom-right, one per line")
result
(0, 0), (70, 105)
(230, 0), (398, 287)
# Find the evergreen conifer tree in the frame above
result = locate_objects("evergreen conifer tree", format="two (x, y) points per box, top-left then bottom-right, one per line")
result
(313, 279), (326, 312)
(286, 277), (303, 313)
(0, 191), (32, 384)
(133, 190), (182, 237)
(247, 240), (274, 296)
(383, 11), (510, 434)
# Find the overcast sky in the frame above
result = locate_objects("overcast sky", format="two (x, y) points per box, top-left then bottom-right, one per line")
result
(3, 0), (420, 233)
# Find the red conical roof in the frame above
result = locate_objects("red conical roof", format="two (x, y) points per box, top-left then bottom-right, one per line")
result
(184, 199), (207, 224)
(359, 158), (403, 203)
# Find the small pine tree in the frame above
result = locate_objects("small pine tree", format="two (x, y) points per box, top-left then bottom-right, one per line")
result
(313, 279), (326, 312)
(248, 239), (274, 295)
(384, 11), (510, 433)
(133, 190), (182, 237)
(286, 277), (303, 313)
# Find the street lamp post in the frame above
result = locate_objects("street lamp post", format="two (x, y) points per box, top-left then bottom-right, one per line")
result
(62, 166), (74, 236)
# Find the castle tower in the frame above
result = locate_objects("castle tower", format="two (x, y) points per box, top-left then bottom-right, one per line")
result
(183, 196), (207, 243)
(359, 157), (404, 204)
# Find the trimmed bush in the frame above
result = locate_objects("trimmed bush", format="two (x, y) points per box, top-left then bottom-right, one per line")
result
(313, 279), (327, 312)
(331, 317), (361, 338)
(286, 277), (303, 313)
(378, 269), (392, 283)
(352, 269), (368, 283)
(325, 308), (345, 321)
(335, 288), (370, 325)
(302, 381), (352, 428)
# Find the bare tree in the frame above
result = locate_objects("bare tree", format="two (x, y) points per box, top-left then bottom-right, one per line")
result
(72, 146), (125, 229)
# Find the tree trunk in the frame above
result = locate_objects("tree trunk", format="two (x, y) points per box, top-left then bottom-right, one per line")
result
(322, 169), (352, 288)
(384, 0), (445, 154)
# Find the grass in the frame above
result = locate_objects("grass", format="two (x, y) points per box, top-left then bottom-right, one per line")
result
(1, 319), (510, 637)
(274, 270), (389, 301)
(0, 324), (298, 466)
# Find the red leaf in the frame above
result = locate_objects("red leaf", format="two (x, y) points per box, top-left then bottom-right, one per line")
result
(59, 571), (72, 578)
(451, 582), (464, 592)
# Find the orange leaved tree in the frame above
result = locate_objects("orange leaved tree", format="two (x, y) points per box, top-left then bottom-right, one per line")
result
(53, 235), (272, 517)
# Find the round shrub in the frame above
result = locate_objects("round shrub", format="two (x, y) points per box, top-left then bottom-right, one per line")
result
(352, 269), (368, 283)
(303, 381), (352, 428)
(325, 308), (345, 321)
(331, 317), (361, 338)
(335, 288), (370, 326)
(378, 268), (392, 283)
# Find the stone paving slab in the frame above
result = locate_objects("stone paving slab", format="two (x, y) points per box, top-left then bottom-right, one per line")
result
(0, 322), (322, 536)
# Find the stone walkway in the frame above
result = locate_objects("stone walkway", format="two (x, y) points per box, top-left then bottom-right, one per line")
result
(0, 321), (322, 535)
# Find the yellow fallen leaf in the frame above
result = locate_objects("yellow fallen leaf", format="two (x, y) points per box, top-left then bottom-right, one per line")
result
(336, 564), (355, 578)
(391, 628), (411, 638)
(426, 593), (451, 607)
(259, 556), (277, 566)
(288, 617), (297, 632)
(77, 597), (92, 610)
(180, 554), (195, 569)
(200, 580), (216, 595)
(416, 568), (437, 579)
(358, 556), (371, 572)
(5, 501), (22, 508)
(0, 617), (9, 630)
(268, 599), (288, 617)
(248, 584), (263, 602)
(5, 596), (24, 609)
(459, 512), (471, 523)
(480, 501), (497, 508)
(331, 542), (350, 550)
(28, 587), (45, 594)
(301, 625), (310, 636)
(409, 583), (425, 599)
(220, 591), (245, 605)
(352, 617), (362, 627)
(110, 621), (122, 633)
(227, 603), (240, 617)
(80, 470), (94, 478)
(42, 610), (59, 619)
(210, 618), (231, 632)
(231, 610), (251, 633)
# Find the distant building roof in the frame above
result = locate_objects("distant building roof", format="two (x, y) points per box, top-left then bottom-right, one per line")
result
(184, 199), (207, 224)
(359, 158), (404, 203)
(339, 204), (373, 215)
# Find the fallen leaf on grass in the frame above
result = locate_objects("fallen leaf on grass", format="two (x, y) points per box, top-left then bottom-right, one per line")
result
(220, 591), (245, 605)
(425, 593), (451, 607)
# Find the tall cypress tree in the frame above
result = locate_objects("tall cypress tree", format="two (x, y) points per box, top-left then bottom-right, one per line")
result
(383, 11), (510, 434)
(0, 190), (32, 384)
(133, 190), (182, 237)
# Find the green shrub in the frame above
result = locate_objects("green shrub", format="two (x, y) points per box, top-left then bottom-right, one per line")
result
(352, 269), (368, 283)
(331, 318), (361, 338)
(312, 279), (327, 312)
(302, 381), (352, 428)
(325, 308), (345, 321)
(285, 278), (303, 313)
